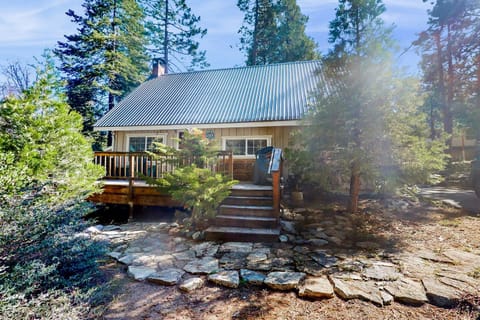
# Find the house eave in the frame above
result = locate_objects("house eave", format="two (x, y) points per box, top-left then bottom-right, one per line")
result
(93, 120), (303, 132)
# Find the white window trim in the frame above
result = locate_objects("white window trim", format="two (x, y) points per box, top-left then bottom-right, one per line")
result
(175, 130), (184, 150)
(125, 133), (167, 152)
(222, 135), (272, 159)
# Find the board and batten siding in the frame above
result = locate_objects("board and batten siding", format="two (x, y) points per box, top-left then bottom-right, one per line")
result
(113, 126), (297, 153)
(112, 126), (297, 180)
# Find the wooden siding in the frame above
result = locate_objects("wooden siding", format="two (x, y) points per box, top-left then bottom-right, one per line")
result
(113, 126), (297, 152)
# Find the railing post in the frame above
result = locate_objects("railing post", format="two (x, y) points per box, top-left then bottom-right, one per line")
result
(272, 170), (280, 222)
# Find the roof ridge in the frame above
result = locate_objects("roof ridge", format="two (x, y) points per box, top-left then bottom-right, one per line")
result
(156, 60), (322, 78)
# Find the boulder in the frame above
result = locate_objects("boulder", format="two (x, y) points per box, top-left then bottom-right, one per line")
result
(183, 257), (219, 275)
(385, 278), (428, 305)
(330, 277), (383, 306)
(422, 277), (460, 308)
(264, 271), (306, 290)
(218, 242), (253, 254)
(240, 269), (266, 285)
(147, 268), (185, 286)
(179, 277), (204, 292)
(208, 270), (240, 288)
(298, 277), (334, 299)
(127, 266), (156, 281)
(363, 262), (402, 281)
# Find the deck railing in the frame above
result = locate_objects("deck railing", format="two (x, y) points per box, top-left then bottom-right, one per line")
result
(94, 151), (233, 180)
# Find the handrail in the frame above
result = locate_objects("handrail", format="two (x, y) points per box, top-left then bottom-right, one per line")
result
(93, 151), (233, 180)
(268, 148), (283, 222)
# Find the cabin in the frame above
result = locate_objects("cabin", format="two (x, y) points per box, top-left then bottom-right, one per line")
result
(90, 59), (322, 241)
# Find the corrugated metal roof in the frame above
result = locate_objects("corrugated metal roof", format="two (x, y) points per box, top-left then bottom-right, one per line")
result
(94, 60), (323, 129)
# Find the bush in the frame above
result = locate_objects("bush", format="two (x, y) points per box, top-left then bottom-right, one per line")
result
(148, 129), (238, 229)
(0, 57), (107, 318)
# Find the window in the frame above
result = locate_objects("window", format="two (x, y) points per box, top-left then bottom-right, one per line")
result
(128, 135), (165, 152)
(223, 136), (271, 156)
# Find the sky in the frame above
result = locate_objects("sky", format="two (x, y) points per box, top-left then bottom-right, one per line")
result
(0, 0), (432, 76)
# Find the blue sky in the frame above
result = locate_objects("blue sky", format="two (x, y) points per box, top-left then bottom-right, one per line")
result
(0, 0), (431, 74)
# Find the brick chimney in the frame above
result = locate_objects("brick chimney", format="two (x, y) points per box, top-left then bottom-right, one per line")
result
(151, 58), (166, 78)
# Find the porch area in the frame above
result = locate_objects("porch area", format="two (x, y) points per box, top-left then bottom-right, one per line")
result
(88, 149), (283, 241)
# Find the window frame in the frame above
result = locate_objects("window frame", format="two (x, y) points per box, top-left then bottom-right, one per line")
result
(126, 133), (167, 152)
(222, 135), (272, 158)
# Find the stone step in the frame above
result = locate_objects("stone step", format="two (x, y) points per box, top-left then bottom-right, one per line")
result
(219, 204), (275, 217)
(215, 214), (277, 228)
(230, 184), (273, 197)
(204, 226), (280, 242)
(223, 195), (273, 206)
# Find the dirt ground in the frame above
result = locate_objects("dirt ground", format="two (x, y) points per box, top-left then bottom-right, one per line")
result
(98, 196), (480, 320)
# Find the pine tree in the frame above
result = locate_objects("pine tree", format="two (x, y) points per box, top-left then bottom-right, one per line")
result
(140, 0), (208, 72)
(55, 0), (149, 139)
(414, 0), (480, 143)
(237, 0), (318, 66)
(301, 0), (446, 212)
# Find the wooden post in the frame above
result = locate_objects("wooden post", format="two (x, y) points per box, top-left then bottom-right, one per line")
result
(229, 151), (234, 180)
(272, 170), (280, 222)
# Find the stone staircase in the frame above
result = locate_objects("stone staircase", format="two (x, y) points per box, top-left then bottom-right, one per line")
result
(205, 183), (280, 242)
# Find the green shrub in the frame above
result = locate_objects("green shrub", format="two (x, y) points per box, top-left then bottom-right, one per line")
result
(148, 129), (238, 229)
(0, 56), (107, 318)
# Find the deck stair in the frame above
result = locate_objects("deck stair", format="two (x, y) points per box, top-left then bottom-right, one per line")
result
(205, 183), (280, 242)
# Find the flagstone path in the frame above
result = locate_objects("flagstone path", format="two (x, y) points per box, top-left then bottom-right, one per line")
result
(85, 211), (480, 309)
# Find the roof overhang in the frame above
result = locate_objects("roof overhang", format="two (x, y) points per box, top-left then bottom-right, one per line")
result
(93, 120), (303, 132)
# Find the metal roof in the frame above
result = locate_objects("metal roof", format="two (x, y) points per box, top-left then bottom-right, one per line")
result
(94, 60), (323, 129)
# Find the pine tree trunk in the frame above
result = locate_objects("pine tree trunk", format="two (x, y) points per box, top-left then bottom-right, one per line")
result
(347, 162), (360, 213)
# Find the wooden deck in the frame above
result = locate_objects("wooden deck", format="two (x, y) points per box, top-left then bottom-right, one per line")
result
(88, 179), (180, 219)
(88, 149), (284, 234)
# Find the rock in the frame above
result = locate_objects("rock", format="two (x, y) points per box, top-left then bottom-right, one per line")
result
(310, 251), (337, 268)
(247, 251), (268, 264)
(422, 277), (460, 308)
(118, 254), (136, 265)
(418, 250), (454, 264)
(330, 277), (383, 306)
(298, 260), (325, 277)
(280, 220), (297, 234)
(246, 258), (272, 271)
(192, 242), (219, 257)
(436, 272), (480, 294)
(103, 225), (122, 231)
(442, 250), (480, 266)
(385, 278), (428, 305)
(179, 277), (204, 292)
(208, 270), (240, 288)
(441, 199), (462, 209)
(148, 268), (185, 286)
(363, 262), (401, 281)
(240, 269), (266, 285)
(293, 246), (311, 255)
(183, 257), (219, 274)
(154, 254), (176, 269)
(107, 251), (122, 260)
(218, 242), (253, 254)
(219, 252), (248, 270)
(264, 271), (306, 290)
(86, 225), (103, 233)
(298, 277), (334, 299)
(279, 235), (289, 243)
(307, 239), (329, 247)
(381, 291), (394, 305)
(127, 266), (156, 281)
(192, 231), (203, 240)
(173, 250), (196, 261)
